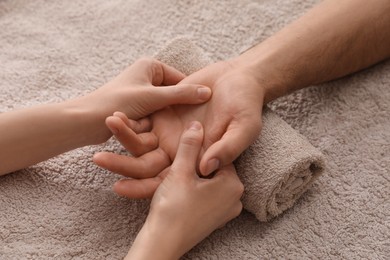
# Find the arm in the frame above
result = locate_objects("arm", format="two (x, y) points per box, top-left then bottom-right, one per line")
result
(125, 122), (243, 259)
(0, 58), (211, 175)
(196, 0), (390, 174)
(0, 101), (108, 175)
(235, 0), (390, 102)
(94, 0), (390, 198)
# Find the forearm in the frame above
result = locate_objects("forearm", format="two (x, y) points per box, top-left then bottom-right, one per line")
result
(0, 98), (111, 175)
(235, 0), (390, 102)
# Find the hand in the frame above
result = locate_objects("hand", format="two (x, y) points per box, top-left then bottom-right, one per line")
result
(0, 58), (212, 175)
(154, 60), (265, 175)
(78, 57), (212, 143)
(125, 121), (244, 260)
(94, 60), (264, 197)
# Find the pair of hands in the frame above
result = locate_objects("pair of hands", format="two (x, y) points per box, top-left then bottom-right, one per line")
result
(93, 58), (264, 198)
(91, 58), (264, 258)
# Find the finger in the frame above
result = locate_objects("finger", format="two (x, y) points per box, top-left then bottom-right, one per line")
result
(213, 165), (244, 195)
(148, 59), (186, 86)
(171, 121), (204, 175)
(113, 178), (160, 199)
(145, 83), (211, 110)
(105, 116), (157, 157)
(200, 117), (262, 176)
(93, 148), (170, 178)
(113, 167), (170, 199)
(131, 58), (186, 86)
(112, 111), (152, 133)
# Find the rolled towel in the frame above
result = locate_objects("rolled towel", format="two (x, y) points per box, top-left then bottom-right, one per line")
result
(155, 38), (325, 222)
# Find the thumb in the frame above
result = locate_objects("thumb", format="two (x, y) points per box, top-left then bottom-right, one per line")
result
(171, 121), (204, 176)
(145, 84), (211, 110)
(200, 116), (262, 176)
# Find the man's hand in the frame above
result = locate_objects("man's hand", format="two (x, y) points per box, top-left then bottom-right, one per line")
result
(153, 60), (265, 175)
(95, 0), (390, 199)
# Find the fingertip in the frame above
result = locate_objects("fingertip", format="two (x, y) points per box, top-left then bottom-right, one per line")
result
(188, 120), (202, 131)
(112, 179), (137, 198)
(180, 120), (204, 145)
(92, 152), (102, 162)
(179, 84), (212, 103)
(155, 60), (186, 85)
(112, 180), (129, 198)
(112, 112), (131, 127)
(197, 86), (212, 101)
(106, 115), (132, 136)
(92, 152), (108, 167)
(171, 121), (204, 173)
(112, 180), (123, 193)
(113, 111), (126, 118)
(199, 157), (220, 176)
(92, 153), (100, 164)
(105, 116), (120, 135)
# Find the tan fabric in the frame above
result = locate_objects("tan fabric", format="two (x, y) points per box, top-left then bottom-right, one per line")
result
(155, 38), (325, 222)
(1, 0), (389, 259)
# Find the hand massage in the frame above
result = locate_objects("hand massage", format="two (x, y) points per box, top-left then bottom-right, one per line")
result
(1, 0), (389, 259)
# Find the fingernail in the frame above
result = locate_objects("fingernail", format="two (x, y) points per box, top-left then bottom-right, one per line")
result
(205, 158), (219, 175)
(197, 87), (211, 100)
(189, 121), (201, 130)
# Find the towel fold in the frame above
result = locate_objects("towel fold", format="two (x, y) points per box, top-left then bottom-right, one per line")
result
(155, 38), (325, 222)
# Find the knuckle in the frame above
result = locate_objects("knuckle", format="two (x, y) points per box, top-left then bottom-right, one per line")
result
(246, 116), (262, 140)
(229, 178), (244, 199)
(235, 181), (245, 197)
(233, 202), (243, 217)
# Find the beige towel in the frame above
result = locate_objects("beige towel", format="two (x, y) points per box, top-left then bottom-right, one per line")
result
(155, 38), (325, 222)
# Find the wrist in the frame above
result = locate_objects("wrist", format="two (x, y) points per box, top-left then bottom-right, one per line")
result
(63, 95), (113, 145)
(126, 216), (184, 260)
(231, 49), (289, 103)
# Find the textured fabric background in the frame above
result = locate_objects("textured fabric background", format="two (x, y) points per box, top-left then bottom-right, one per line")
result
(0, 0), (389, 259)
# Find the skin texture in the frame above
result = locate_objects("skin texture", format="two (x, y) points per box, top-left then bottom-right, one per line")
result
(0, 58), (211, 175)
(125, 122), (244, 260)
(94, 0), (390, 199)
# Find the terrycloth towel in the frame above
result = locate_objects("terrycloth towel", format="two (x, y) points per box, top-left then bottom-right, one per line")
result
(1, 1), (388, 258)
(155, 38), (325, 222)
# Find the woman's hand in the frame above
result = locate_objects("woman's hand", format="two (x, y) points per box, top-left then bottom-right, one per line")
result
(125, 121), (244, 260)
(0, 58), (211, 175)
(78, 57), (212, 143)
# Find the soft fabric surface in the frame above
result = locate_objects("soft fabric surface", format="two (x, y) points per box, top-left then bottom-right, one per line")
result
(0, 0), (389, 259)
(155, 38), (325, 222)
